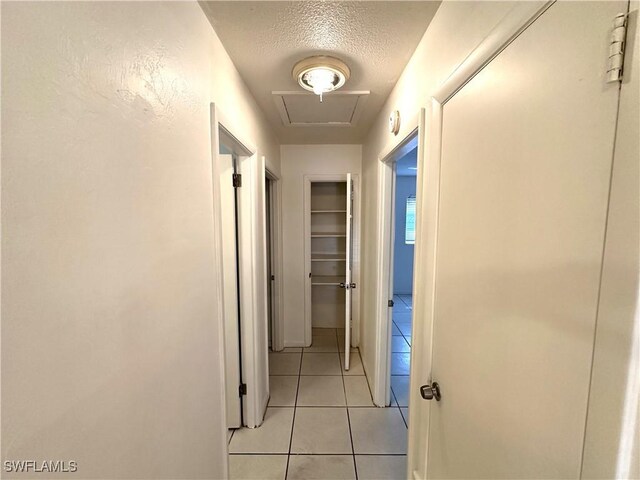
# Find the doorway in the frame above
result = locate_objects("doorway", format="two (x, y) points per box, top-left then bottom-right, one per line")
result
(372, 127), (421, 410)
(265, 169), (284, 353)
(219, 134), (251, 430)
(389, 148), (417, 411)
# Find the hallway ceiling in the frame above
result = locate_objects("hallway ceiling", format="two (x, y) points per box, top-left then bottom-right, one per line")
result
(200, 1), (441, 144)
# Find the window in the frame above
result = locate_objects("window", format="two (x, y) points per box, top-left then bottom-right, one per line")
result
(405, 195), (416, 245)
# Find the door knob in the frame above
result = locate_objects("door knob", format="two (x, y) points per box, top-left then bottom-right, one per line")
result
(420, 382), (441, 401)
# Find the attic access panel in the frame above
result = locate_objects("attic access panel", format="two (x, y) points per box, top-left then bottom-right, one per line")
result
(273, 91), (370, 127)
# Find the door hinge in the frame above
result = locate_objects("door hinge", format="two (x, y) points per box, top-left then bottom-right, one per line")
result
(239, 383), (247, 396)
(607, 13), (628, 83)
(232, 173), (242, 188)
(388, 299), (394, 307)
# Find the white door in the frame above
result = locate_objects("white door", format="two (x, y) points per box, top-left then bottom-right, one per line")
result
(343, 174), (353, 369)
(411, 2), (626, 478)
(219, 153), (242, 428)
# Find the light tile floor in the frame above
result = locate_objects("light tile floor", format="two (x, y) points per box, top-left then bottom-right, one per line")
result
(228, 327), (408, 480)
(390, 295), (412, 409)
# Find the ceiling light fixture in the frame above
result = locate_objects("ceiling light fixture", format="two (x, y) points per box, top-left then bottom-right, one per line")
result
(292, 55), (350, 102)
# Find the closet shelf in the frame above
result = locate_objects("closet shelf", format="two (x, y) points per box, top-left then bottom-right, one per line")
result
(311, 275), (344, 286)
(311, 210), (347, 213)
(311, 253), (346, 261)
(311, 232), (346, 238)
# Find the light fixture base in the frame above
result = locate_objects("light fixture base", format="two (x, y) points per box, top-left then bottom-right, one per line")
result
(292, 55), (351, 98)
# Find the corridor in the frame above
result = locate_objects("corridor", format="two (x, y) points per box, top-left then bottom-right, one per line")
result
(2, 1), (638, 479)
(228, 328), (407, 479)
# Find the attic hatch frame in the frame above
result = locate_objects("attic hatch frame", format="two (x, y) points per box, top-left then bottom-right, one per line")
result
(272, 90), (370, 127)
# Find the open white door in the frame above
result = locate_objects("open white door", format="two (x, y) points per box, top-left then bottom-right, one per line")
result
(219, 153), (242, 428)
(410, 1), (627, 478)
(343, 173), (353, 370)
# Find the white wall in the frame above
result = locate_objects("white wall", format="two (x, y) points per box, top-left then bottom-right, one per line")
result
(1, 2), (278, 478)
(359, 0), (519, 397)
(281, 145), (361, 346)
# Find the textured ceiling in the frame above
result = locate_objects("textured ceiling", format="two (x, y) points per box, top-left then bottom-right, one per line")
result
(200, 1), (441, 144)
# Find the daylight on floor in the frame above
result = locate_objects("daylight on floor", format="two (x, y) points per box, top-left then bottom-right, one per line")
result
(2, 1), (639, 479)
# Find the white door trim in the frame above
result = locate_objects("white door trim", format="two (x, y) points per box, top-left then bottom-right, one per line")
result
(208, 104), (231, 479)
(210, 104), (269, 429)
(406, 2), (555, 477)
(372, 121), (422, 408)
(265, 167), (285, 352)
(303, 174), (361, 347)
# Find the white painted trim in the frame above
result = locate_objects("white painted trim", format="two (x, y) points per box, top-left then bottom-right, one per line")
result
(374, 158), (395, 407)
(406, 2), (555, 477)
(272, 91), (370, 128)
(208, 104), (230, 480)
(237, 152), (269, 428)
(372, 120), (422, 409)
(303, 174), (361, 347)
(211, 104), (270, 429)
(265, 168), (285, 352)
(434, 0), (553, 104)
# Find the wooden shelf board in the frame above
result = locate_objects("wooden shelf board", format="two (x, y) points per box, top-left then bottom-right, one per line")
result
(311, 275), (344, 286)
(311, 210), (347, 213)
(311, 232), (346, 238)
(311, 253), (346, 261)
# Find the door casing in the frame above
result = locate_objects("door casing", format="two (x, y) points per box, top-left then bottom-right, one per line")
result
(210, 104), (271, 430)
(373, 126), (422, 408)
(265, 168), (285, 352)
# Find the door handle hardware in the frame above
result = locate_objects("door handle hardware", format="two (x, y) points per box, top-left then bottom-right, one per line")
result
(420, 382), (441, 401)
(350, 283), (356, 289)
(339, 282), (345, 288)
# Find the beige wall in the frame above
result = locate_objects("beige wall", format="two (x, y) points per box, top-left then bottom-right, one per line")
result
(359, 0), (518, 398)
(281, 145), (362, 346)
(359, 0), (640, 474)
(1, 2), (278, 478)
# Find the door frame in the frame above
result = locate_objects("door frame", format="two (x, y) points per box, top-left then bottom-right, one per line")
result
(265, 167), (285, 352)
(210, 103), (270, 430)
(303, 174), (361, 347)
(373, 123), (422, 408)
(405, 2), (555, 477)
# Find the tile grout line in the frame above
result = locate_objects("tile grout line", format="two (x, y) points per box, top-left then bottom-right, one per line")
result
(230, 452), (407, 456)
(338, 329), (359, 480)
(284, 349), (303, 479)
(390, 386), (408, 429)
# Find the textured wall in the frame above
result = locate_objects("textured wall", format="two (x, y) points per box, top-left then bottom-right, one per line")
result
(393, 176), (416, 295)
(1, 2), (277, 478)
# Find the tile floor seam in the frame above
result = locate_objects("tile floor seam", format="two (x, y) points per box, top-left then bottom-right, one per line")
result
(284, 347), (303, 479)
(390, 386), (407, 429)
(338, 329), (359, 480)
